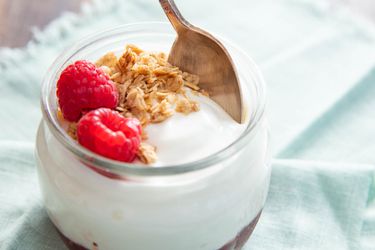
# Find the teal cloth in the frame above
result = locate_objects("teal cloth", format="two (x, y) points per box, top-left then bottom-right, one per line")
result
(0, 0), (375, 249)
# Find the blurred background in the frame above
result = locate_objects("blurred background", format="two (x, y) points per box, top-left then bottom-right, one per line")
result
(0, 0), (374, 48)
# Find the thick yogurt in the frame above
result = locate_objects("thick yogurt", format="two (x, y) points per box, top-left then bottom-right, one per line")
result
(36, 115), (269, 250)
(144, 93), (247, 166)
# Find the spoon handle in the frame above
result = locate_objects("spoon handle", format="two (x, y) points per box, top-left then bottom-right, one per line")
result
(159, 0), (191, 32)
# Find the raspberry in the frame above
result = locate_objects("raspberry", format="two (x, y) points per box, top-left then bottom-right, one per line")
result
(77, 108), (142, 162)
(57, 60), (118, 122)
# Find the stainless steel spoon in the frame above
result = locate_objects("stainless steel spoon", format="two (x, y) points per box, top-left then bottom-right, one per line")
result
(159, 0), (244, 123)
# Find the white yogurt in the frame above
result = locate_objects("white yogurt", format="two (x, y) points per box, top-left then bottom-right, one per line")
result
(145, 93), (247, 166)
(36, 114), (270, 250)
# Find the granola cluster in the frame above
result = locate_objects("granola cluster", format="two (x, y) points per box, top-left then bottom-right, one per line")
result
(96, 44), (201, 126)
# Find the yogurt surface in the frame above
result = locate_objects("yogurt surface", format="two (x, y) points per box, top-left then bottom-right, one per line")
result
(143, 92), (247, 166)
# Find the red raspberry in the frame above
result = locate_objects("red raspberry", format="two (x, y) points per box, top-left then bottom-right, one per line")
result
(77, 108), (142, 162)
(57, 60), (118, 122)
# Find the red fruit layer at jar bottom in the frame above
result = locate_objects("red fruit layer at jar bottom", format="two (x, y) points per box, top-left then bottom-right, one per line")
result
(56, 211), (262, 250)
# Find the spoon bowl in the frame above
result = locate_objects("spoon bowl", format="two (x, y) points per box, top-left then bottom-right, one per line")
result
(159, 0), (244, 123)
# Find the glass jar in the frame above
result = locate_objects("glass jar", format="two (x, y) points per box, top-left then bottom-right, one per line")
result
(35, 22), (270, 250)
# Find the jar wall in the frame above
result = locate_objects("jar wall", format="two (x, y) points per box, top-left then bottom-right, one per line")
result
(36, 116), (270, 250)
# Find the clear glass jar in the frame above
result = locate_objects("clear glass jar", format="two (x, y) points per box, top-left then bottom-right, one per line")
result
(35, 22), (270, 250)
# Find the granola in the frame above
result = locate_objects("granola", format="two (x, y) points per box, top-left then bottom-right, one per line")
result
(96, 44), (202, 126)
(137, 142), (158, 165)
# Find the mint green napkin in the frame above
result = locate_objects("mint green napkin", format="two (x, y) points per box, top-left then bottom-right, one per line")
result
(249, 160), (375, 250)
(0, 0), (375, 249)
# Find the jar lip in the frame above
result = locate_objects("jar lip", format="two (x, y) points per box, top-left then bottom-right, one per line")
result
(41, 22), (267, 176)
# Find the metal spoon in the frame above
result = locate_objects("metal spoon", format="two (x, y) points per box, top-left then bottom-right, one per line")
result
(159, 0), (244, 123)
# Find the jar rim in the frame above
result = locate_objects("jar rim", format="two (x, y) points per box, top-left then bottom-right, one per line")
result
(41, 22), (267, 176)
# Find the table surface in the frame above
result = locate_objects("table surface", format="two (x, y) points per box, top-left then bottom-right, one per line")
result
(0, 0), (86, 48)
(0, 0), (374, 48)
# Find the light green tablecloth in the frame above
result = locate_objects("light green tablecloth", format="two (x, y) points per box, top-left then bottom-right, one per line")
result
(0, 0), (374, 249)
